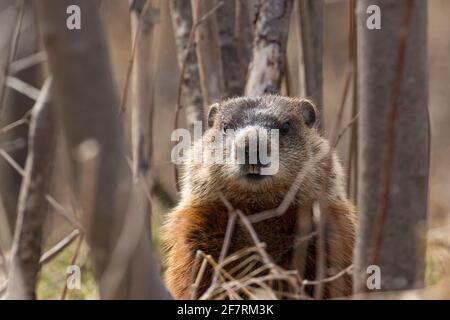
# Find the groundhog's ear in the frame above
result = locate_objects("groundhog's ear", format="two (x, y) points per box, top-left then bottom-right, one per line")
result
(207, 103), (219, 128)
(299, 99), (317, 128)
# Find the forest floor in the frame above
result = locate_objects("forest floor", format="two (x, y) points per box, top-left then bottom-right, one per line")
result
(34, 233), (446, 300)
(37, 239), (98, 300)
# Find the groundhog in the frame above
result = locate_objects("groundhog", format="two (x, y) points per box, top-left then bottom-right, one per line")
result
(163, 95), (356, 299)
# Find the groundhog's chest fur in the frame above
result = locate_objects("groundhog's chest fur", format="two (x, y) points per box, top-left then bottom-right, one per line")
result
(163, 200), (340, 299)
(186, 203), (298, 267)
(164, 197), (355, 299)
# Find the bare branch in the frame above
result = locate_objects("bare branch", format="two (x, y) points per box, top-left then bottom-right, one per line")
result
(119, 0), (151, 114)
(5, 76), (40, 101)
(0, 111), (30, 135)
(39, 229), (80, 266)
(9, 51), (46, 75)
(5, 78), (54, 299)
(0, 148), (25, 176)
(45, 195), (83, 231)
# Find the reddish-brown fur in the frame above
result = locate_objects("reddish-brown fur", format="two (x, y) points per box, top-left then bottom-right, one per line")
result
(164, 200), (355, 299)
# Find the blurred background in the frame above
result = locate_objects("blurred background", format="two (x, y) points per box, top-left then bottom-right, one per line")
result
(0, 0), (448, 299)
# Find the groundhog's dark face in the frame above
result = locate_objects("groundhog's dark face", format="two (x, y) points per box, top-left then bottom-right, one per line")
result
(203, 96), (319, 194)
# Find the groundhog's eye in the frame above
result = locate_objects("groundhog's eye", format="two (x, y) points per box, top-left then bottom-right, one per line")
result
(280, 121), (290, 135)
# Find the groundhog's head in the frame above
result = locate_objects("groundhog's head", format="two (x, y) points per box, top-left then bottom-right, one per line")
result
(183, 96), (326, 205)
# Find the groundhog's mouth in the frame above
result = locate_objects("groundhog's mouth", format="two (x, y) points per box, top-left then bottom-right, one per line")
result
(244, 173), (267, 182)
(239, 163), (272, 183)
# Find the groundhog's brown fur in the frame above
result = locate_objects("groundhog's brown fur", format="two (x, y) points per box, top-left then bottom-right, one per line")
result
(163, 96), (356, 299)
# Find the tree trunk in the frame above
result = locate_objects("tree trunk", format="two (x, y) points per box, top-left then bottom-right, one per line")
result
(191, 0), (225, 105)
(354, 0), (429, 293)
(35, 0), (171, 299)
(169, 0), (204, 131)
(298, 0), (324, 129)
(5, 79), (54, 300)
(130, 0), (160, 179)
(245, 0), (293, 96)
(233, 0), (253, 90)
(216, 0), (244, 97)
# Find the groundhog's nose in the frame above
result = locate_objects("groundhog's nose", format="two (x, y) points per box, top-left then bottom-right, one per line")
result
(233, 126), (274, 181)
(244, 139), (262, 166)
(232, 126), (277, 180)
(234, 126), (265, 167)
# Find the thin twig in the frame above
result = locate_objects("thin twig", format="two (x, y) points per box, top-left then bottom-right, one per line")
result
(9, 51), (47, 75)
(346, 0), (358, 201)
(247, 144), (330, 224)
(5, 76), (41, 101)
(217, 194), (278, 272)
(39, 229), (80, 265)
(294, 230), (318, 246)
(196, 251), (257, 300)
(191, 252), (209, 299)
(236, 210), (275, 270)
(330, 66), (353, 144)
(119, 0), (151, 114)
(303, 265), (353, 286)
(0, 115), (30, 135)
(332, 111), (360, 149)
(0, 148), (25, 176)
(203, 193), (237, 296)
(45, 195), (83, 231)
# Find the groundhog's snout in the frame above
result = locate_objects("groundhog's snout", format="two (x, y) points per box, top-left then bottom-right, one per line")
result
(232, 126), (278, 180)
